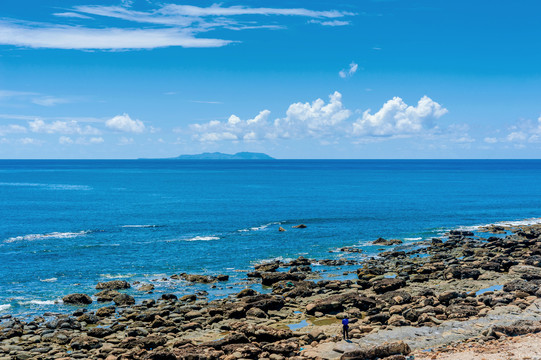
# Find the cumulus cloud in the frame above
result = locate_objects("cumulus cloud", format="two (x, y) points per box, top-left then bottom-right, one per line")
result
(276, 91), (351, 138)
(106, 113), (145, 133)
(187, 92), (450, 143)
(352, 96), (448, 137)
(190, 110), (271, 142)
(29, 119), (101, 135)
(339, 62), (358, 78)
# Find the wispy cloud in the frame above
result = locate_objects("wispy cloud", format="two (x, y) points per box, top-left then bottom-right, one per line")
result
(32, 96), (70, 107)
(0, 21), (231, 50)
(0, 3), (355, 50)
(189, 100), (224, 104)
(309, 20), (350, 26)
(53, 12), (93, 19)
(339, 62), (359, 78)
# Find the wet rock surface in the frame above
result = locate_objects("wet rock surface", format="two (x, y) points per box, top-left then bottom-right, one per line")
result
(2, 223), (541, 359)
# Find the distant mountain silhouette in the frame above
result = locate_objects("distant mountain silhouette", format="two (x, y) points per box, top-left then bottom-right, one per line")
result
(144, 152), (275, 160)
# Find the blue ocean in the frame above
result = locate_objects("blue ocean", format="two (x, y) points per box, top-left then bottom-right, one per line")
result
(1, 159), (541, 318)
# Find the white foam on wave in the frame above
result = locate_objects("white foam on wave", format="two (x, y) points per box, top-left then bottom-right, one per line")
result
(238, 221), (282, 232)
(21, 299), (58, 306)
(0, 182), (92, 191)
(453, 217), (541, 232)
(0, 304), (10, 311)
(5, 230), (90, 243)
(40, 278), (58, 283)
(256, 256), (294, 265)
(121, 225), (159, 228)
(100, 273), (135, 279)
(404, 237), (423, 241)
(185, 236), (220, 241)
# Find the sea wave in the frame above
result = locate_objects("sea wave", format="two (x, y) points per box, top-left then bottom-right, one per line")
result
(21, 299), (58, 306)
(238, 221), (282, 232)
(0, 304), (10, 311)
(39, 278), (58, 283)
(185, 236), (220, 241)
(404, 237), (423, 241)
(5, 230), (90, 243)
(121, 225), (161, 228)
(100, 273), (135, 279)
(0, 182), (92, 191)
(256, 256), (294, 264)
(454, 217), (541, 232)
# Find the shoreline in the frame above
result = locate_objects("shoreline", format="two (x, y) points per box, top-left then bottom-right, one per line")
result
(1, 221), (541, 359)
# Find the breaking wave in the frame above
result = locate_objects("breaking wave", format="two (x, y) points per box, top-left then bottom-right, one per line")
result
(185, 236), (220, 241)
(5, 231), (91, 243)
(238, 221), (282, 232)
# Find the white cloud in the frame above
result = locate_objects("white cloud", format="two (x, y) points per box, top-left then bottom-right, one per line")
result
(75, 4), (354, 22)
(504, 116), (541, 144)
(352, 96), (448, 136)
(339, 62), (358, 78)
(309, 20), (350, 26)
(190, 110), (271, 142)
(29, 119), (101, 135)
(0, 124), (26, 136)
(484, 137), (498, 144)
(0, 21), (231, 50)
(118, 136), (134, 145)
(32, 96), (69, 107)
(187, 92), (451, 144)
(53, 12), (93, 19)
(87, 137), (104, 144)
(19, 137), (40, 145)
(106, 113), (145, 133)
(59, 136), (73, 144)
(0, 4), (354, 50)
(277, 91), (351, 137)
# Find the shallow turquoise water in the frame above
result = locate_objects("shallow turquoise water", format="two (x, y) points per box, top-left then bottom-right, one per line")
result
(1, 159), (540, 317)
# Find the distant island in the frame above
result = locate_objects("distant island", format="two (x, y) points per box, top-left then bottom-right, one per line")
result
(141, 152), (275, 160)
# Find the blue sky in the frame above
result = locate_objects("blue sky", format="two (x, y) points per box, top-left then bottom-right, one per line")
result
(0, 0), (540, 159)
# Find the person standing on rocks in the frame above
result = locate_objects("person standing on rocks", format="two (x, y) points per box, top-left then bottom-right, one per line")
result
(342, 315), (350, 340)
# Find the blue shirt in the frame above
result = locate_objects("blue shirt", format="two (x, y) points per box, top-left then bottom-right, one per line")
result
(342, 318), (349, 326)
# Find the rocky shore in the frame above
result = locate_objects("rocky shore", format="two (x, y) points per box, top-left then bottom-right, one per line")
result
(2, 222), (541, 359)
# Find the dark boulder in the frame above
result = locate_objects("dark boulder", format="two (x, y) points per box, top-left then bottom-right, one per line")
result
(260, 272), (306, 286)
(63, 293), (92, 305)
(113, 293), (135, 306)
(95, 280), (130, 290)
(372, 278), (406, 294)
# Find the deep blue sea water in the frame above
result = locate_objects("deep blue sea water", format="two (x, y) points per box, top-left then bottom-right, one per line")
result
(1, 159), (541, 318)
